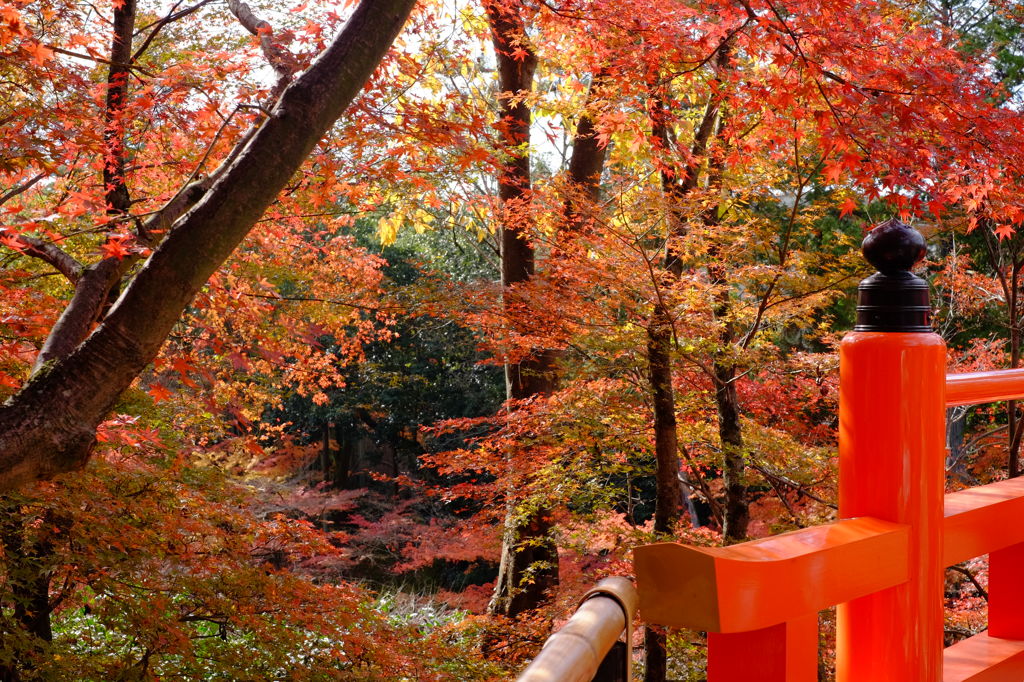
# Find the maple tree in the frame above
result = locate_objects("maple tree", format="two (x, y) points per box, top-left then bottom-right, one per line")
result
(0, 0), (415, 489)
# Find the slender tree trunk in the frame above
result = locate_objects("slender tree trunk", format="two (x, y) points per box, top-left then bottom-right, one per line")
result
(1008, 255), (1022, 477)
(333, 423), (351, 489)
(641, 44), (732, 680)
(484, 0), (560, 618)
(647, 307), (683, 534)
(714, 361), (748, 540)
(705, 104), (748, 541)
(978, 228), (1024, 478)
(643, 307), (680, 682)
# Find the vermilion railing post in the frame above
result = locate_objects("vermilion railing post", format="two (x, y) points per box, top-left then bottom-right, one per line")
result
(988, 542), (1024, 638)
(707, 615), (817, 681)
(836, 220), (945, 682)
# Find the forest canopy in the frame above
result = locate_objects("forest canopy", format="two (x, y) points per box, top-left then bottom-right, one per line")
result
(1, 0), (1024, 678)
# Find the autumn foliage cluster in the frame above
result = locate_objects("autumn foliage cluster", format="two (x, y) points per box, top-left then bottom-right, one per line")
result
(2, 0), (1024, 678)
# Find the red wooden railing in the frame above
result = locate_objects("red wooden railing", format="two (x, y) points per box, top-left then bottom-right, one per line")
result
(636, 364), (1024, 682)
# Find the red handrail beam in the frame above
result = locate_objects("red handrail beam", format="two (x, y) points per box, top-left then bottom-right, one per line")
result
(944, 631), (1024, 682)
(634, 517), (908, 633)
(943, 476), (1024, 566)
(946, 368), (1024, 406)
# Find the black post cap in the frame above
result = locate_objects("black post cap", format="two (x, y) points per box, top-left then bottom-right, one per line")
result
(854, 218), (932, 332)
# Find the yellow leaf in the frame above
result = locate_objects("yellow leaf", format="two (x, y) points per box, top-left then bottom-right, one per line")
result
(377, 211), (403, 246)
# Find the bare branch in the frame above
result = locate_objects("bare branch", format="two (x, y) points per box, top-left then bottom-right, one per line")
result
(132, 0), (217, 62)
(947, 564), (988, 600)
(0, 173), (46, 208)
(0, 231), (83, 283)
(43, 45), (154, 78)
(227, 0), (300, 89)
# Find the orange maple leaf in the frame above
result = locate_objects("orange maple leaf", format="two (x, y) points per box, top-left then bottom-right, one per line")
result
(839, 197), (857, 218)
(100, 238), (132, 260)
(147, 383), (172, 403)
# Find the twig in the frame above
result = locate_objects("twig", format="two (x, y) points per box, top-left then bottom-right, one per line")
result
(947, 564), (988, 600)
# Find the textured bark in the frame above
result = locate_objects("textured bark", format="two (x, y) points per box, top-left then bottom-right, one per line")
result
(0, 0), (416, 492)
(705, 107), (748, 542)
(484, 0), (561, 619)
(647, 307), (682, 534)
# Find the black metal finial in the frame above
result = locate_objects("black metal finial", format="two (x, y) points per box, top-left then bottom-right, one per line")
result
(854, 219), (932, 333)
(862, 218), (927, 275)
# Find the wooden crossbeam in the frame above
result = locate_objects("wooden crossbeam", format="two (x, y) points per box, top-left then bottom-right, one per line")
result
(634, 517), (908, 632)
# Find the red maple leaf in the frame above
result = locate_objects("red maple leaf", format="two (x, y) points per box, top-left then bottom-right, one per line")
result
(147, 383), (172, 403)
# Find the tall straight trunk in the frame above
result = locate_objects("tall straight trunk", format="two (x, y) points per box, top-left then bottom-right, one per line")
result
(643, 43), (732, 680)
(643, 307), (681, 682)
(713, 360), (748, 540)
(704, 104), (748, 541)
(486, 8), (612, 618)
(647, 306), (683, 534)
(979, 227), (1024, 478)
(484, 0), (560, 618)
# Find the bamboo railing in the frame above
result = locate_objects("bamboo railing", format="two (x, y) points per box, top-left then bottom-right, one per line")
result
(515, 577), (637, 682)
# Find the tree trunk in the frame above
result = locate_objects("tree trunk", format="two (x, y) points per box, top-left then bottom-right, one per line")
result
(643, 307), (680, 682)
(707, 143), (748, 542)
(1009, 255), (1022, 477)
(333, 423), (352, 489)
(641, 44), (731, 680)
(484, 0), (560, 618)
(0, 504), (58, 681)
(978, 228), (1024, 478)
(320, 423), (331, 477)
(647, 307), (683, 534)
(715, 362), (748, 541)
